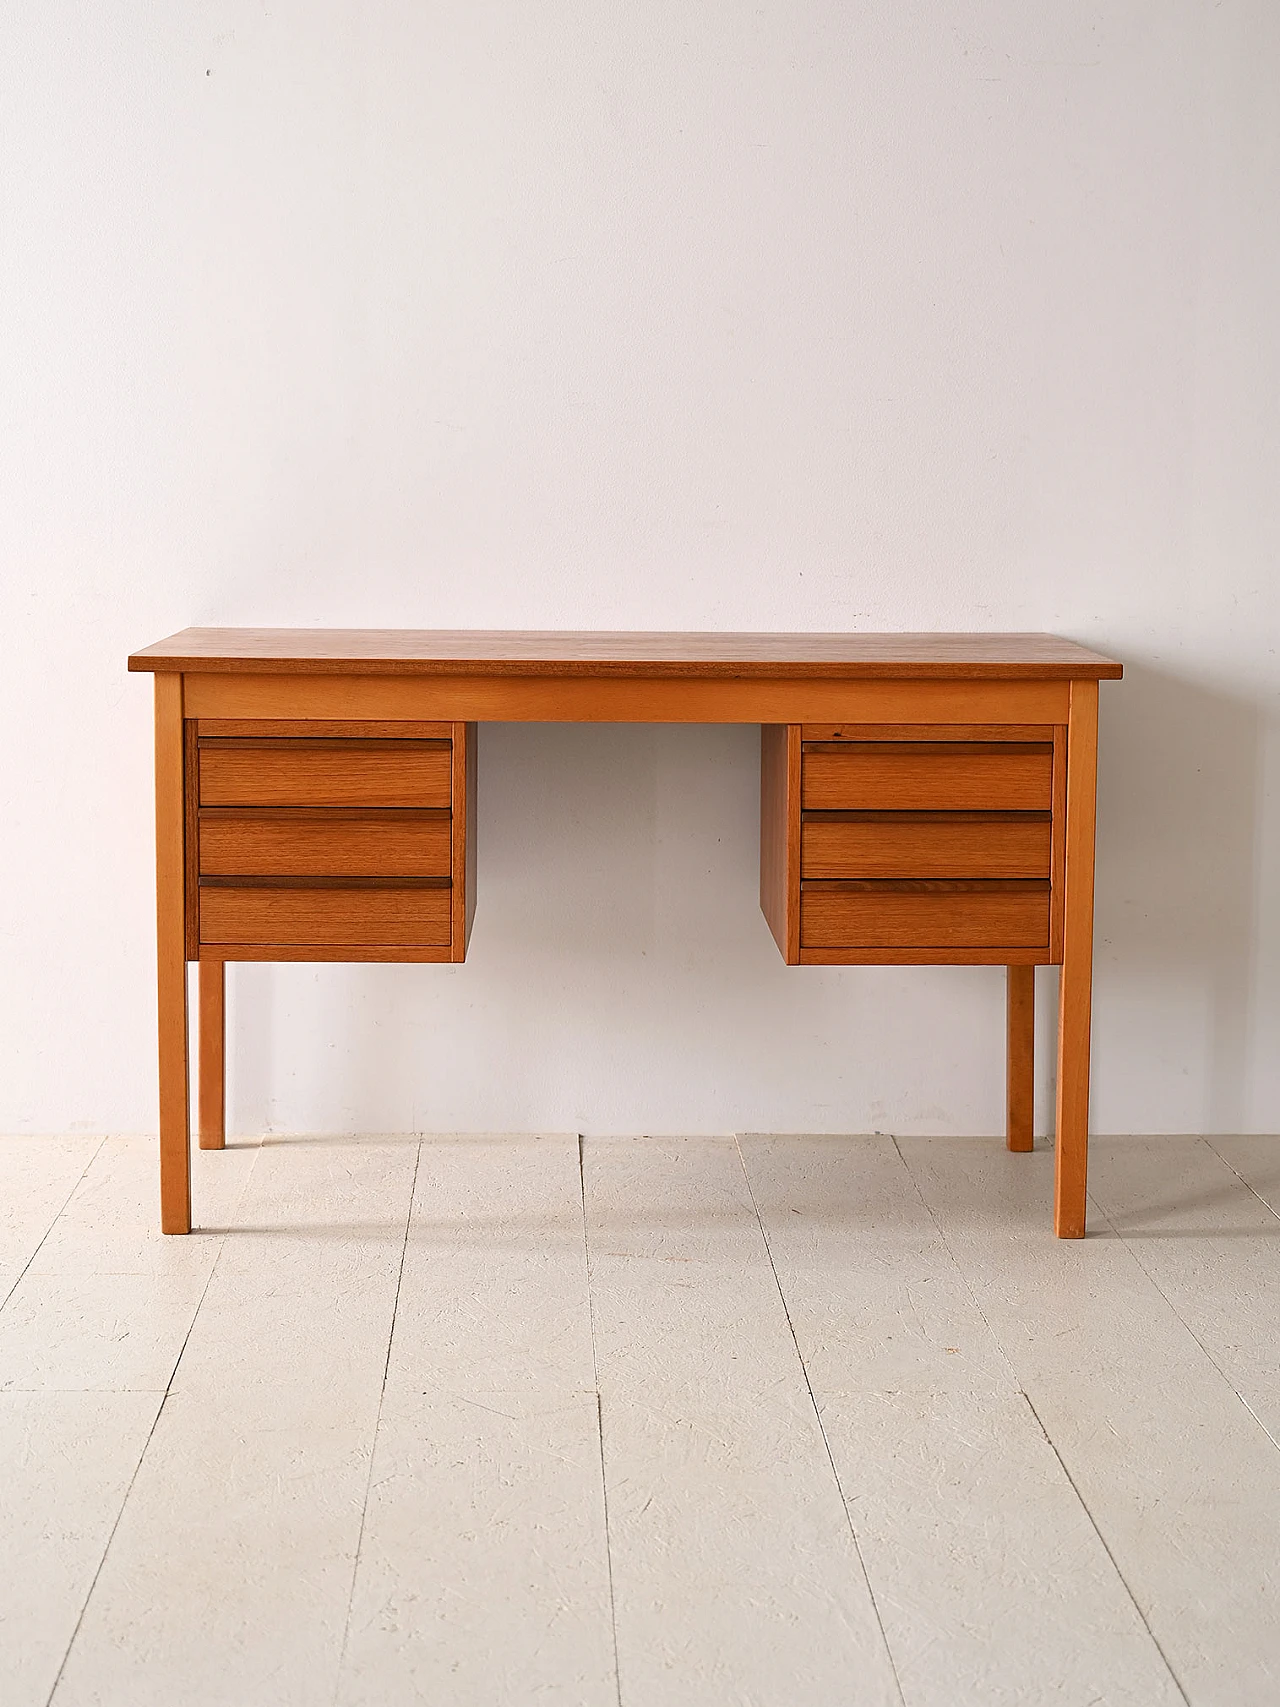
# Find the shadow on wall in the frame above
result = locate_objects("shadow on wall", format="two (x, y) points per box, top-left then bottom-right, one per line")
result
(1097, 656), (1262, 1134)
(220, 684), (1267, 1140)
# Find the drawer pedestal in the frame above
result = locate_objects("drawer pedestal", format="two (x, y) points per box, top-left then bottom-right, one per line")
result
(188, 721), (475, 964)
(762, 725), (1067, 967)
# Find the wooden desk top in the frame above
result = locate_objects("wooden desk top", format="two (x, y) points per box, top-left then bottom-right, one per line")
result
(129, 629), (1122, 681)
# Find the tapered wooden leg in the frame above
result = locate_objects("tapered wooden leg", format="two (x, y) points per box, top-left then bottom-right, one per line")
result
(155, 674), (191, 1233)
(1006, 965), (1035, 1152)
(1054, 680), (1099, 1238)
(198, 959), (226, 1150)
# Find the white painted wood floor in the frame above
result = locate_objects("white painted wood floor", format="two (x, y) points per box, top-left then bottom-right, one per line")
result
(2, 1132), (1279, 1706)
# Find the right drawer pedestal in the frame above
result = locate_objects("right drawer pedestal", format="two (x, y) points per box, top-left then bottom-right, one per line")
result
(761, 726), (1066, 965)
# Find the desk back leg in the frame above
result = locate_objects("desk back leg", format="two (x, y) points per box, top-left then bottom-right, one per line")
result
(1054, 680), (1099, 1238)
(198, 960), (225, 1150)
(155, 674), (192, 1233)
(1006, 965), (1035, 1151)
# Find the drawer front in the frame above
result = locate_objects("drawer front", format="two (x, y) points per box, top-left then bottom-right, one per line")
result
(199, 809), (452, 878)
(200, 881), (451, 948)
(199, 739), (451, 809)
(801, 813), (1051, 881)
(801, 883), (1049, 950)
(802, 742), (1052, 812)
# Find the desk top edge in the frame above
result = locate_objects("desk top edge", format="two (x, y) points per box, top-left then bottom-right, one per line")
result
(129, 629), (1123, 680)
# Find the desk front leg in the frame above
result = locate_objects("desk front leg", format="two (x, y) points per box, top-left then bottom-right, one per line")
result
(1054, 680), (1099, 1238)
(155, 674), (192, 1233)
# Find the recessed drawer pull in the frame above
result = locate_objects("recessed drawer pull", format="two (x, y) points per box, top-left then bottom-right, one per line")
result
(198, 738), (450, 751)
(199, 875), (450, 889)
(804, 879), (1048, 893)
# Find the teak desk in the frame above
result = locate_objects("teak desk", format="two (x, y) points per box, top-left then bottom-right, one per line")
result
(129, 630), (1122, 1239)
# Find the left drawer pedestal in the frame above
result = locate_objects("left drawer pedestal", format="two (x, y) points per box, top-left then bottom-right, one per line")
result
(189, 720), (476, 964)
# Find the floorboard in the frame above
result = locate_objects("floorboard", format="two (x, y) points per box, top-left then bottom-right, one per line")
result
(584, 1135), (901, 1707)
(1090, 1136), (1280, 1444)
(0, 1391), (162, 1707)
(336, 1134), (615, 1707)
(0, 1136), (259, 1393)
(898, 1135), (1280, 1707)
(739, 1133), (1182, 1707)
(0, 1137), (102, 1310)
(1209, 1135), (1280, 1218)
(0, 1135), (261, 1707)
(49, 1135), (417, 1707)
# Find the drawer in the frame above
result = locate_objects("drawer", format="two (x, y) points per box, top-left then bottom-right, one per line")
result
(199, 880), (452, 948)
(199, 809), (452, 878)
(801, 812), (1051, 881)
(801, 881), (1050, 949)
(198, 739), (451, 809)
(802, 742), (1052, 812)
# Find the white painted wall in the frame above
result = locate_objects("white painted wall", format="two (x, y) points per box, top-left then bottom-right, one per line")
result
(2, 3), (1277, 1139)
